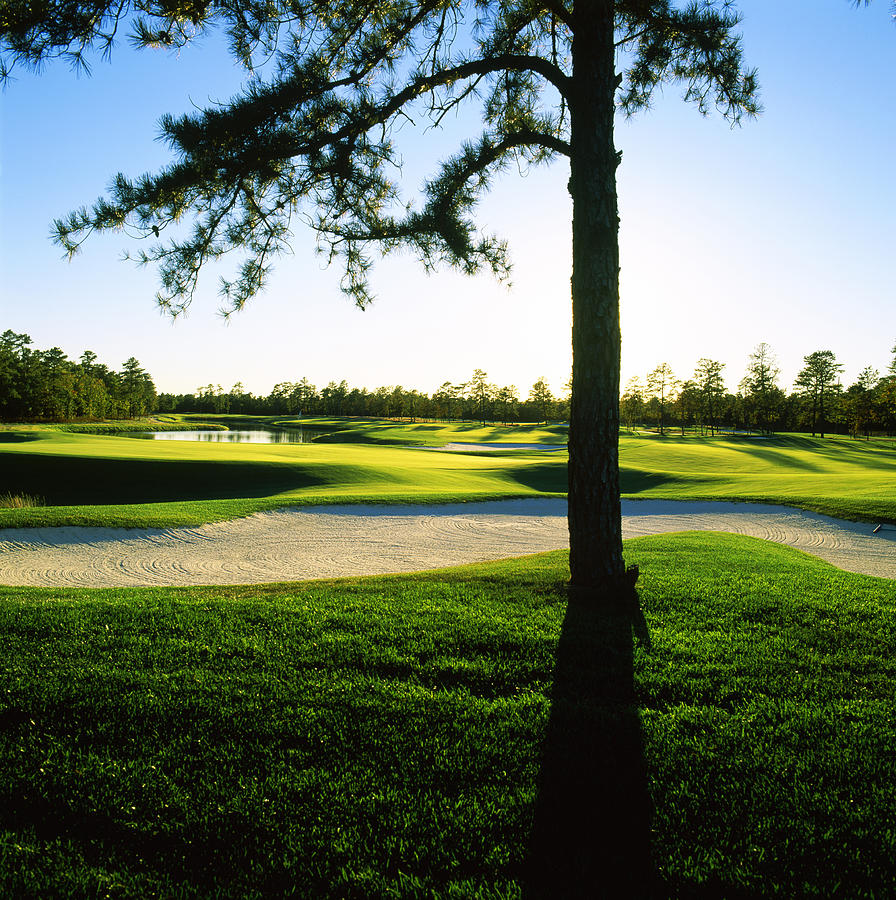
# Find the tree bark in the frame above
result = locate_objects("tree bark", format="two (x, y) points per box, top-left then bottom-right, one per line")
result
(567, 0), (624, 593)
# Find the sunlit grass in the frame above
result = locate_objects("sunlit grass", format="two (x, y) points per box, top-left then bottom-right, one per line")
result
(0, 420), (894, 528)
(618, 432), (896, 524)
(0, 492), (43, 509)
(0, 426), (564, 528)
(1, 535), (894, 896)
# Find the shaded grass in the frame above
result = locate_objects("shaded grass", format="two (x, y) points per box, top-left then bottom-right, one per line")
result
(1, 535), (894, 897)
(0, 452), (330, 505)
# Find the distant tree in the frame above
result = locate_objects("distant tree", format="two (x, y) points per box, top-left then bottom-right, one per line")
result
(739, 342), (782, 434)
(693, 359), (726, 436)
(432, 383), (454, 422)
(292, 378), (317, 416)
(320, 380), (349, 416)
(720, 391), (744, 433)
(73, 361), (111, 419)
(529, 377), (555, 424)
(229, 381), (249, 413)
(619, 376), (644, 431)
(0, 335), (165, 422)
(877, 377), (896, 436)
(269, 382), (296, 414)
(794, 350), (844, 438)
(645, 363), (677, 436)
(470, 369), (494, 424)
(78, 350), (98, 372)
(31, 348), (76, 420)
(386, 385), (405, 418)
(495, 385), (520, 425)
(196, 383), (225, 414)
(676, 379), (699, 435)
(845, 366), (880, 439)
(401, 389), (423, 421)
(450, 383), (469, 422)
(0, 330), (33, 420)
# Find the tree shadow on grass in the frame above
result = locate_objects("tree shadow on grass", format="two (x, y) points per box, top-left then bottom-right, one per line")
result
(524, 580), (655, 898)
(0, 452), (329, 504)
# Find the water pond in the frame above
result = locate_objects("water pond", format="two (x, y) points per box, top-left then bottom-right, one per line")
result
(137, 429), (319, 444)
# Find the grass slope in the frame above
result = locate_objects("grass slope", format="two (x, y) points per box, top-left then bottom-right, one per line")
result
(1, 534), (894, 897)
(620, 432), (896, 523)
(0, 427), (565, 528)
(1, 422), (894, 528)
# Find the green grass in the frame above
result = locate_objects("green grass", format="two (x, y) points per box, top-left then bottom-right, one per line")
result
(618, 432), (896, 523)
(0, 425), (565, 528)
(1, 421), (894, 528)
(1, 534), (894, 897)
(281, 415), (569, 446)
(0, 492), (43, 509)
(157, 413), (568, 447)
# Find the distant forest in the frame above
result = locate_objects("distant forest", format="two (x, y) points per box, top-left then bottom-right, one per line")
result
(3, 330), (895, 437)
(0, 330), (156, 421)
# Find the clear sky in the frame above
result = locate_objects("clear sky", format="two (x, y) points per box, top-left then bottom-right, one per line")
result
(1, 1), (894, 399)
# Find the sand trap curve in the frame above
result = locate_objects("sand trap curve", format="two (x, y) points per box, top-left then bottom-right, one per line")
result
(0, 499), (893, 588)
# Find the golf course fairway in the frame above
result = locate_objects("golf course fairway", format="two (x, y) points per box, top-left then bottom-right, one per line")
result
(0, 423), (894, 529)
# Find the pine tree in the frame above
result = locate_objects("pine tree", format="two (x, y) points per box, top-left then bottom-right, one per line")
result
(645, 363), (678, 436)
(1, 1), (763, 594)
(693, 358), (726, 436)
(795, 350), (844, 439)
(740, 342), (782, 434)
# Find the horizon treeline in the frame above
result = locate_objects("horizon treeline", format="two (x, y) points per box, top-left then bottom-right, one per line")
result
(158, 342), (896, 437)
(3, 331), (896, 438)
(158, 370), (563, 426)
(622, 343), (896, 439)
(0, 330), (156, 421)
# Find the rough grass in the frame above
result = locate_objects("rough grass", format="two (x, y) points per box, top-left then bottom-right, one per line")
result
(0, 492), (43, 509)
(0, 534), (894, 897)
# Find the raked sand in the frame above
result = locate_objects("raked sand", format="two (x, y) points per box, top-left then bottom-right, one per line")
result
(0, 499), (893, 588)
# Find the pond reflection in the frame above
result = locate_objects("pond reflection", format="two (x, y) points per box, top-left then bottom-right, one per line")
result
(141, 429), (318, 444)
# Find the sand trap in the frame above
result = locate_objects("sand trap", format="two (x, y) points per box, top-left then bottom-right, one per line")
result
(0, 499), (893, 588)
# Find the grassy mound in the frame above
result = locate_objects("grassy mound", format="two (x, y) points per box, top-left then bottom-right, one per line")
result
(1, 534), (893, 897)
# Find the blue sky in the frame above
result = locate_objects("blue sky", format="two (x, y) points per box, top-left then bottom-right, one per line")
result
(1, 0), (894, 399)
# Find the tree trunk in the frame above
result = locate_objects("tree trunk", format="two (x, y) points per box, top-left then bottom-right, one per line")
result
(567, 0), (625, 594)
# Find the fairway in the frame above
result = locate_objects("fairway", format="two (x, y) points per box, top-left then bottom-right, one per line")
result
(619, 432), (896, 524)
(0, 423), (894, 530)
(0, 424), (566, 528)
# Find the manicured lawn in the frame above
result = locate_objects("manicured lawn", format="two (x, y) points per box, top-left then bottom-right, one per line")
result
(1, 420), (894, 528)
(252, 414), (569, 446)
(1, 535), (894, 897)
(0, 425), (566, 528)
(619, 432), (896, 524)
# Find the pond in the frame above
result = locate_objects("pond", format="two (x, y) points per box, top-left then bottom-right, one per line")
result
(137, 429), (320, 444)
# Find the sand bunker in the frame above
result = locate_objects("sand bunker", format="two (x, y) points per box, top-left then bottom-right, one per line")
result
(0, 499), (893, 588)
